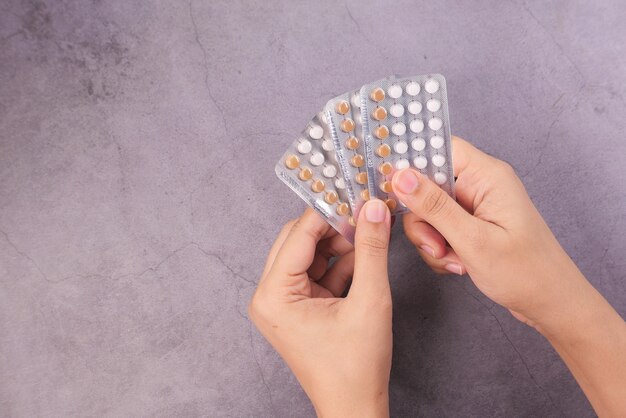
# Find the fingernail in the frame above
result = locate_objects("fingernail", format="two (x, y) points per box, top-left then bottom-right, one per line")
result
(365, 199), (387, 223)
(420, 245), (436, 257)
(444, 263), (464, 275)
(395, 170), (419, 194)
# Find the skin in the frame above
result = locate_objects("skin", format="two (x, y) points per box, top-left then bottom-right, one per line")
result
(249, 136), (626, 417)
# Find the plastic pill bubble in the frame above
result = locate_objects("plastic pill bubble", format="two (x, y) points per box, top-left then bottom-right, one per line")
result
(348, 216), (356, 226)
(426, 99), (441, 112)
(299, 167), (313, 180)
(407, 101), (422, 115)
(430, 135), (444, 149)
(394, 141), (408, 154)
(297, 140), (312, 154)
(336, 202), (350, 216)
(392, 122), (406, 136)
(325, 191), (339, 204)
(310, 152), (324, 166)
(355, 171), (368, 184)
(388, 84), (402, 99)
(428, 117), (443, 131)
(335, 100), (350, 115)
(434, 172), (447, 185)
(411, 137), (426, 151)
(341, 119), (355, 132)
(377, 144), (392, 158)
(410, 119), (424, 133)
(389, 103), (404, 118)
(351, 93), (361, 108)
(351, 154), (365, 167)
(311, 179), (325, 193)
(385, 198), (397, 211)
(361, 189), (370, 200)
(309, 125), (324, 139)
(322, 139), (334, 151)
(413, 156), (428, 169)
(370, 87), (385, 102)
(432, 154), (446, 167)
(380, 181), (393, 193)
(379, 162), (393, 175)
(372, 107), (387, 121)
(395, 158), (410, 169)
(285, 155), (300, 169)
(335, 177), (346, 189)
(374, 125), (389, 140)
(345, 136), (359, 150)
(406, 81), (420, 96)
(323, 165), (337, 178)
(425, 78), (440, 94)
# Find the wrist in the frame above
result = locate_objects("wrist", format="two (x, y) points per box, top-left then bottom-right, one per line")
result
(313, 390), (389, 418)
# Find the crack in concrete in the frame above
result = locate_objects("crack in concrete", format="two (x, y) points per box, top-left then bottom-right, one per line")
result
(0, 228), (51, 283)
(248, 322), (277, 416)
(344, 1), (393, 74)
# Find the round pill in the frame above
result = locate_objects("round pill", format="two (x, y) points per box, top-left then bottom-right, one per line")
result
(355, 171), (368, 185)
(379, 162), (393, 176)
(426, 99), (441, 112)
(336, 202), (350, 216)
(299, 167), (313, 180)
(385, 198), (397, 211)
(394, 141), (408, 154)
(374, 125), (389, 140)
(372, 107), (387, 121)
(411, 137), (426, 151)
(335, 177), (345, 189)
(297, 140), (312, 154)
(407, 101), (422, 115)
(285, 154), (300, 169)
(430, 135), (444, 149)
(380, 181), (393, 193)
(361, 189), (370, 201)
(395, 158), (410, 169)
(341, 118), (355, 132)
(310, 152), (324, 166)
(432, 154), (446, 167)
(377, 144), (391, 158)
(413, 156), (428, 169)
(346, 136), (359, 150)
(351, 93), (361, 108)
(351, 154), (365, 167)
(321, 112), (329, 124)
(406, 81), (420, 96)
(410, 119), (424, 133)
(311, 179), (325, 193)
(309, 124), (323, 139)
(425, 78), (440, 94)
(434, 172), (447, 185)
(388, 84), (402, 99)
(391, 122), (406, 136)
(428, 117), (443, 131)
(335, 100), (350, 115)
(389, 103), (404, 118)
(348, 216), (356, 226)
(322, 139), (334, 151)
(370, 87), (385, 102)
(325, 191), (339, 204)
(323, 165), (337, 178)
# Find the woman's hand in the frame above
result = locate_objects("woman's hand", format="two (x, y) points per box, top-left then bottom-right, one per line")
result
(249, 199), (392, 418)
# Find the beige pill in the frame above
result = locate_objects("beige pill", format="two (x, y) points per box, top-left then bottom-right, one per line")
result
(374, 125), (389, 140)
(311, 179), (325, 193)
(355, 171), (368, 185)
(379, 162), (393, 176)
(325, 191), (339, 204)
(372, 107), (387, 121)
(336, 202), (350, 216)
(346, 136), (359, 150)
(377, 144), (391, 158)
(385, 198), (397, 211)
(285, 154), (300, 169)
(380, 181), (393, 193)
(335, 100), (350, 115)
(341, 119), (355, 132)
(299, 167), (313, 181)
(370, 87), (385, 102)
(361, 189), (370, 201)
(351, 154), (365, 168)
(348, 216), (356, 226)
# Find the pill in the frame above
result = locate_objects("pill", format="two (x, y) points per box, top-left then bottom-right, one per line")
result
(434, 172), (447, 185)
(411, 137), (426, 151)
(335, 100), (350, 115)
(406, 81), (420, 96)
(323, 165), (337, 178)
(394, 141), (408, 154)
(335, 177), (346, 189)
(374, 125), (389, 140)
(325, 191), (339, 204)
(341, 119), (355, 132)
(348, 216), (357, 226)
(346, 136), (359, 150)
(297, 140), (312, 154)
(392, 122), (406, 136)
(407, 101), (422, 115)
(379, 162), (393, 175)
(428, 117), (443, 131)
(425, 78), (440, 94)
(309, 124), (323, 139)
(311, 179), (325, 193)
(299, 167), (313, 180)
(432, 154), (446, 167)
(361, 189), (370, 200)
(310, 152), (324, 166)
(395, 158), (410, 169)
(380, 181), (393, 193)
(351, 93), (361, 108)
(410, 119), (424, 133)
(285, 154), (300, 169)
(389, 103), (404, 117)
(336, 202), (350, 216)
(430, 135), (444, 149)
(322, 139), (334, 151)
(355, 171), (368, 184)
(377, 144), (391, 158)
(413, 156), (428, 169)
(321, 112), (329, 124)
(385, 198), (397, 211)
(372, 107), (387, 121)
(388, 84), (402, 99)
(426, 99), (441, 112)
(351, 154), (365, 167)
(370, 87), (385, 102)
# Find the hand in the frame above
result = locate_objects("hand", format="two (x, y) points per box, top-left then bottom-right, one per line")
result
(249, 199), (392, 418)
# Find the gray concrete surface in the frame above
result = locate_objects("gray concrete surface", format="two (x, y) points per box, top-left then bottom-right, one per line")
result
(1, 0), (625, 416)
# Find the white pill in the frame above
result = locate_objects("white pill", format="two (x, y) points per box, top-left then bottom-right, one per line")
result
(407, 101), (422, 115)
(434, 172), (447, 185)
(297, 140), (312, 154)
(310, 152), (325, 166)
(413, 156), (428, 169)
(432, 154), (446, 167)
(426, 99), (441, 112)
(406, 81), (421, 96)
(411, 137), (426, 151)
(351, 93), (361, 108)
(392, 122), (406, 136)
(322, 139), (334, 151)
(389, 103), (405, 118)
(394, 141), (409, 154)
(323, 165), (337, 178)
(428, 117), (443, 131)
(321, 112), (329, 124)
(430, 135), (444, 149)
(335, 177), (346, 189)
(388, 84), (402, 99)
(410, 119), (424, 133)
(425, 78), (440, 94)
(309, 124), (324, 139)
(395, 158), (410, 170)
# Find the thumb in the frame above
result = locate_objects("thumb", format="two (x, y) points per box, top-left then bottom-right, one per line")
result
(348, 199), (391, 304)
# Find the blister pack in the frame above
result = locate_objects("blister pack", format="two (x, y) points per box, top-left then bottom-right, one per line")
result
(275, 111), (356, 242)
(360, 74), (455, 214)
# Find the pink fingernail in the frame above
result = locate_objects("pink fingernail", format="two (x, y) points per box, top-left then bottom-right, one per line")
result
(395, 170), (419, 194)
(444, 263), (464, 275)
(420, 245), (435, 257)
(365, 199), (387, 223)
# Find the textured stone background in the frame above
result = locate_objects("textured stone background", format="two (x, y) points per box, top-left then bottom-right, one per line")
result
(1, 0), (625, 416)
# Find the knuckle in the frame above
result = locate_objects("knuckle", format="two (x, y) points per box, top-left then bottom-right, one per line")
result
(421, 188), (449, 218)
(357, 235), (389, 257)
(494, 160), (516, 177)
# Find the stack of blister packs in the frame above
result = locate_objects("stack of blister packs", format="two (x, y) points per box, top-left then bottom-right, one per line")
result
(275, 74), (455, 243)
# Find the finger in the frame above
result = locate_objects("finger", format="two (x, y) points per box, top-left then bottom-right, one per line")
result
(260, 219), (297, 281)
(317, 251), (355, 297)
(417, 246), (466, 276)
(402, 212), (447, 258)
(308, 233), (355, 280)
